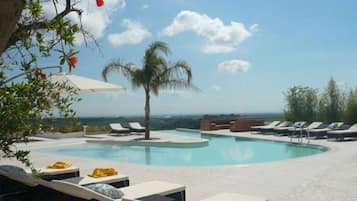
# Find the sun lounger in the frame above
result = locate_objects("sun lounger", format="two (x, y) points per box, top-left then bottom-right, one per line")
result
(110, 123), (131, 134)
(0, 165), (129, 197)
(274, 121), (306, 136)
(201, 193), (268, 201)
(0, 164), (79, 195)
(327, 123), (357, 141)
(128, 122), (145, 132)
(37, 165), (80, 181)
(308, 122), (344, 139)
(251, 121), (280, 132)
(61, 174), (130, 188)
(288, 122), (323, 137)
(260, 121), (291, 134)
(35, 179), (185, 201)
(0, 166), (38, 196)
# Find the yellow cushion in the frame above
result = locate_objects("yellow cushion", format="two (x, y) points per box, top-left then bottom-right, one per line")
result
(47, 161), (72, 169)
(88, 168), (118, 178)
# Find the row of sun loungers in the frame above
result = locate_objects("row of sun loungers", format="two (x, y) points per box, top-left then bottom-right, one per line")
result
(110, 122), (146, 134)
(0, 164), (268, 201)
(252, 120), (357, 141)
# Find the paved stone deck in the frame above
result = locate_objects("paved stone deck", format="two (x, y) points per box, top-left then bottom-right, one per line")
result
(2, 130), (357, 201)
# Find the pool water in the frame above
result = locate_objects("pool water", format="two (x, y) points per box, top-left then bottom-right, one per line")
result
(36, 130), (327, 166)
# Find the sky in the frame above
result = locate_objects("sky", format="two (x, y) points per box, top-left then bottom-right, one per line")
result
(41, 0), (357, 117)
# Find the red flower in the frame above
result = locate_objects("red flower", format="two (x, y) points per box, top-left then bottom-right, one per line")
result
(40, 73), (46, 80)
(96, 0), (104, 7)
(68, 56), (78, 68)
(35, 70), (46, 79)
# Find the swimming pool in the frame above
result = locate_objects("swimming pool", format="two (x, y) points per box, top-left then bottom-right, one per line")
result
(36, 130), (328, 166)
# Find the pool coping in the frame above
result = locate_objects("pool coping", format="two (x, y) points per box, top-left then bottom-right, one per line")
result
(5, 129), (357, 201)
(84, 130), (209, 148)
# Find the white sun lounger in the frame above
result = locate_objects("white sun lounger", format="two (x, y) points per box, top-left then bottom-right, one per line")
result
(259, 121), (291, 134)
(37, 166), (80, 180)
(60, 174), (130, 188)
(290, 122), (323, 132)
(308, 122), (344, 138)
(274, 121), (306, 135)
(327, 123), (357, 140)
(110, 123), (131, 134)
(0, 165), (129, 190)
(128, 122), (145, 132)
(201, 193), (268, 201)
(38, 179), (185, 201)
(288, 122), (323, 137)
(251, 121), (280, 130)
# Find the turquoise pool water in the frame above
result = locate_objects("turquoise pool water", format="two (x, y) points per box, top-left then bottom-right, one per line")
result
(36, 130), (328, 166)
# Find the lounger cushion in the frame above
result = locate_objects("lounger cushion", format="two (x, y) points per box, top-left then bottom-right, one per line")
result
(86, 183), (124, 199)
(0, 165), (38, 187)
(0, 165), (27, 176)
(65, 174), (129, 186)
(37, 166), (79, 175)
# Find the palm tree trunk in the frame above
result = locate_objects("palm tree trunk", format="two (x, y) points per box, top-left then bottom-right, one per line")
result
(144, 89), (151, 140)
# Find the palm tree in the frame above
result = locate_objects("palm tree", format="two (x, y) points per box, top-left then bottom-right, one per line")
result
(102, 41), (197, 140)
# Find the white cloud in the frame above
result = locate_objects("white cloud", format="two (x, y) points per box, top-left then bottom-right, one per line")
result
(218, 60), (251, 73)
(142, 4), (149, 9)
(163, 10), (256, 54)
(249, 24), (259, 32)
(210, 85), (222, 91)
(41, 0), (126, 44)
(108, 19), (151, 46)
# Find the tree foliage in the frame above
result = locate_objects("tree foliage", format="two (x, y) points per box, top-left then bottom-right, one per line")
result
(284, 86), (318, 122)
(284, 78), (357, 124)
(102, 41), (198, 140)
(344, 89), (357, 124)
(317, 78), (344, 122)
(0, 0), (95, 168)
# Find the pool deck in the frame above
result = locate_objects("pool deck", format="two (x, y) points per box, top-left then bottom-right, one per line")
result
(2, 130), (357, 201)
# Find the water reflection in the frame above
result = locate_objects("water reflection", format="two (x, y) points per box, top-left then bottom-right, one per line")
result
(144, 146), (151, 165)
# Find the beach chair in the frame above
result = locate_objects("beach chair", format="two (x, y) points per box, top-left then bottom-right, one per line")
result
(260, 121), (292, 134)
(288, 122), (323, 137)
(37, 165), (80, 181)
(274, 121), (306, 136)
(201, 193), (268, 201)
(61, 174), (130, 188)
(0, 165), (130, 197)
(251, 121), (280, 133)
(35, 179), (186, 201)
(0, 166), (38, 199)
(110, 123), (131, 134)
(0, 164), (79, 194)
(308, 122), (344, 139)
(128, 122), (145, 132)
(327, 123), (357, 141)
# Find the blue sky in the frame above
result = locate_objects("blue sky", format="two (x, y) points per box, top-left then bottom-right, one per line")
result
(43, 0), (357, 116)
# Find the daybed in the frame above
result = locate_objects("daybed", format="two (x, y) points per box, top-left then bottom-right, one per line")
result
(260, 121), (291, 134)
(307, 122), (344, 139)
(327, 123), (357, 141)
(128, 122), (145, 132)
(274, 121), (306, 136)
(110, 123), (131, 134)
(251, 121), (280, 132)
(288, 122), (323, 137)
